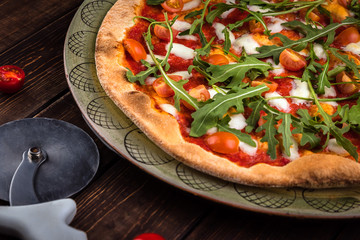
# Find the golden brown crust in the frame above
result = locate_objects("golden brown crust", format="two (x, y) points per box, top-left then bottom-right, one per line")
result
(95, 0), (360, 188)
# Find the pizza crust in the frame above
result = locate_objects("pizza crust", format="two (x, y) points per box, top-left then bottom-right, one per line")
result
(95, 0), (360, 188)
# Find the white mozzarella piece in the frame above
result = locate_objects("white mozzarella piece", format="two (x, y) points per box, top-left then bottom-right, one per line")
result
(221, 8), (235, 19)
(228, 114), (247, 130)
(159, 104), (178, 117)
(265, 92), (290, 112)
(313, 43), (327, 59)
(208, 88), (218, 99)
(145, 77), (157, 85)
(182, 0), (201, 11)
(233, 34), (260, 55)
(266, 59), (285, 75)
(247, 5), (269, 13)
(166, 43), (196, 60)
(213, 22), (235, 43)
(169, 71), (192, 79)
(145, 54), (165, 65)
(239, 140), (258, 156)
(284, 137), (299, 161)
(343, 41), (360, 55)
(328, 138), (348, 155)
(267, 17), (287, 33)
(172, 20), (192, 32)
(176, 34), (198, 41)
(206, 127), (218, 135)
(325, 101), (338, 107)
(323, 86), (337, 97)
(290, 79), (310, 105)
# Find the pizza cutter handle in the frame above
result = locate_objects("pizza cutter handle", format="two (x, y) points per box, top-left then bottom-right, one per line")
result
(0, 198), (87, 240)
(9, 147), (47, 206)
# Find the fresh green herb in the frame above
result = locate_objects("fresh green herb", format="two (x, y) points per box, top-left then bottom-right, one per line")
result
(256, 112), (279, 159)
(190, 85), (269, 137)
(254, 17), (360, 63)
(146, 0), (165, 5)
(277, 113), (293, 157)
(218, 116), (256, 147)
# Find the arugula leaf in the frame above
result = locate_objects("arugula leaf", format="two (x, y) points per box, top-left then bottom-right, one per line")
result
(146, 0), (165, 5)
(349, 99), (360, 125)
(254, 17), (360, 63)
(317, 52), (331, 94)
(205, 56), (271, 86)
(126, 66), (157, 85)
(277, 113), (293, 157)
(292, 109), (321, 148)
(218, 116), (256, 147)
(190, 85), (269, 137)
(329, 48), (360, 81)
(245, 99), (265, 132)
(256, 112), (279, 159)
(187, 0), (211, 47)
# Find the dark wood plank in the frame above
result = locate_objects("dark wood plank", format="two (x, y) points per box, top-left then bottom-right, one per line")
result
(0, 9), (77, 125)
(0, 0), (83, 52)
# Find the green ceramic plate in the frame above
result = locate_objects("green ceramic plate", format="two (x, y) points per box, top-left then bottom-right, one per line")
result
(64, 0), (360, 218)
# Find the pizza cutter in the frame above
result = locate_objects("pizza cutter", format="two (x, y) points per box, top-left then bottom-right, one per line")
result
(0, 118), (100, 240)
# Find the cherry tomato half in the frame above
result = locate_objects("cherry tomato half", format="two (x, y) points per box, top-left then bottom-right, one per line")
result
(249, 20), (265, 34)
(336, 71), (357, 95)
(0, 65), (25, 93)
(154, 24), (173, 41)
(123, 39), (147, 62)
(133, 233), (165, 240)
(153, 75), (182, 97)
(207, 54), (229, 66)
(279, 48), (307, 71)
(182, 84), (210, 110)
(161, 0), (184, 13)
(205, 131), (240, 154)
(334, 27), (360, 47)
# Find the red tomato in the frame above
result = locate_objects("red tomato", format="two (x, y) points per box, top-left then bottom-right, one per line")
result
(334, 27), (360, 47)
(161, 0), (184, 12)
(123, 39), (147, 62)
(205, 132), (240, 154)
(0, 65), (25, 93)
(279, 48), (307, 71)
(336, 71), (357, 94)
(154, 24), (173, 41)
(183, 85), (210, 110)
(133, 233), (165, 240)
(152, 75), (182, 97)
(207, 54), (229, 66)
(251, 81), (278, 93)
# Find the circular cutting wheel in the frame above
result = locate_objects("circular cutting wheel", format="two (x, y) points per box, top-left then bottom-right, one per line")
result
(0, 118), (99, 202)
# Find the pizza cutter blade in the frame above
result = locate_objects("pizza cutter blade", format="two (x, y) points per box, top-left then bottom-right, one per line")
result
(0, 118), (99, 240)
(0, 118), (99, 204)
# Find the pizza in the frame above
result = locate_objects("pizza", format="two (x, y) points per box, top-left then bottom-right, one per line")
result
(95, 0), (360, 188)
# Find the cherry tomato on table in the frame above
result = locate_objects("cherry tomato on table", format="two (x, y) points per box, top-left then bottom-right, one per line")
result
(123, 39), (147, 62)
(133, 233), (165, 240)
(161, 0), (184, 13)
(0, 65), (25, 93)
(205, 131), (240, 154)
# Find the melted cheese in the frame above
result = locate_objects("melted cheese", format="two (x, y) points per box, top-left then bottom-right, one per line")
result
(313, 43), (327, 59)
(160, 104), (178, 117)
(145, 54), (165, 65)
(145, 77), (157, 85)
(213, 22), (235, 43)
(328, 138), (348, 155)
(172, 20), (192, 32)
(183, 0), (201, 11)
(176, 34), (198, 41)
(170, 70), (192, 79)
(228, 114), (247, 130)
(221, 0), (236, 18)
(265, 92), (290, 112)
(323, 86), (337, 97)
(166, 43), (196, 60)
(267, 17), (287, 33)
(206, 127), (218, 135)
(266, 59), (285, 75)
(343, 41), (360, 55)
(239, 140), (258, 156)
(284, 137), (300, 161)
(290, 79), (310, 105)
(247, 5), (269, 13)
(233, 34), (260, 55)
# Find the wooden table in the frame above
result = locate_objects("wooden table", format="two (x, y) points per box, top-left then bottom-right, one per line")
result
(1, 0), (360, 239)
